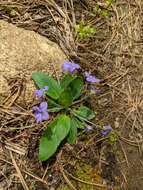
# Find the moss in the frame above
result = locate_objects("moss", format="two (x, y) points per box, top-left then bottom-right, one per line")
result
(58, 162), (105, 190)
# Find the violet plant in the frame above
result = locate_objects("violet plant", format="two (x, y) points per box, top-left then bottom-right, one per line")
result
(32, 61), (112, 161)
(32, 102), (49, 123)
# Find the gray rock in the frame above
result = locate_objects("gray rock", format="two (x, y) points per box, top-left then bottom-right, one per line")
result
(0, 20), (66, 104)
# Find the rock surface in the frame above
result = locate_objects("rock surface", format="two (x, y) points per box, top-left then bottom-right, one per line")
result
(0, 20), (66, 104)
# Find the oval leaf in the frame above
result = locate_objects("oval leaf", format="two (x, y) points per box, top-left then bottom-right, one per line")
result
(58, 87), (73, 108)
(32, 72), (62, 100)
(58, 77), (84, 108)
(60, 73), (76, 90)
(70, 77), (84, 100)
(74, 106), (95, 120)
(48, 99), (62, 113)
(67, 118), (78, 144)
(39, 115), (71, 161)
(73, 117), (85, 129)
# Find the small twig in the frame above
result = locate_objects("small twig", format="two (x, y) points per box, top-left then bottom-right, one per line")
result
(119, 140), (129, 168)
(0, 157), (48, 185)
(0, 107), (14, 115)
(3, 115), (25, 126)
(120, 136), (142, 147)
(5, 146), (26, 156)
(71, 110), (103, 130)
(3, 142), (26, 155)
(51, 63), (60, 84)
(71, 95), (90, 106)
(139, 159), (143, 167)
(24, 170), (48, 185)
(8, 87), (21, 107)
(65, 170), (106, 188)
(102, 30), (117, 53)
(0, 107), (32, 116)
(14, 103), (28, 112)
(77, 134), (99, 154)
(112, 68), (129, 86)
(56, 150), (77, 190)
(111, 52), (143, 58)
(10, 151), (29, 190)
(44, 0), (66, 18)
(120, 170), (128, 185)
(6, 125), (35, 131)
(60, 166), (77, 190)
(42, 164), (49, 180)
(1, 91), (16, 105)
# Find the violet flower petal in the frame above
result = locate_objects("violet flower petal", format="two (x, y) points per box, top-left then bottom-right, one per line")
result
(35, 86), (48, 98)
(42, 111), (49, 121)
(33, 102), (50, 123)
(102, 131), (109, 136)
(62, 61), (71, 73)
(101, 125), (112, 136)
(69, 63), (81, 74)
(32, 106), (41, 112)
(85, 72), (100, 83)
(43, 86), (49, 91)
(35, 113), (42, 123)
(39, 102), (48, 111)
(104, 125), (112, 130)
(35, 89), (44, 98)
(62, 61), (80, 74)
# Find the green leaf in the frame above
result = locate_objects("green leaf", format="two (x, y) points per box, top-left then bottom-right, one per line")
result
(32, 72), (62, 100)
(58, 88), (73, 108)
(59, 74), (78, 108)
(39, 115), (71, 161)
(58, 77), (84, 108)
(39, 118), (58, 161)
(48, 99), (62, 112)
(70, 77), (84, 100)
(60, 74), (76, 90)
(74, 106), (95, 120)
(75, 22), (96, 39)
(53, 115), (71, 142)
(74, 117), (85, 129)
(67, 118), (78, 144)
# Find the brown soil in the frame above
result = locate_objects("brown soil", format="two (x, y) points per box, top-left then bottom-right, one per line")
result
(0, 0), (143, 190)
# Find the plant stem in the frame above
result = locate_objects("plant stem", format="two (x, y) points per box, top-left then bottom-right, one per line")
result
(70, 109), (103, 130)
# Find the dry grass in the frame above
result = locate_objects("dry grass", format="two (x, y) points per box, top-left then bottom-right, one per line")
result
(0, 0), (143, 189)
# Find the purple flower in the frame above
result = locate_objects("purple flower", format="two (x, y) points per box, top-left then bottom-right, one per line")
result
(101, 125), (112, 136)
(85, 72), (100, 83)
(35, 89), (44, 98)
(43, 86), (49, 91)
(32, 102), (49, 123)
(35, 86), (49, 98)
(62, 61), (81, 74)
